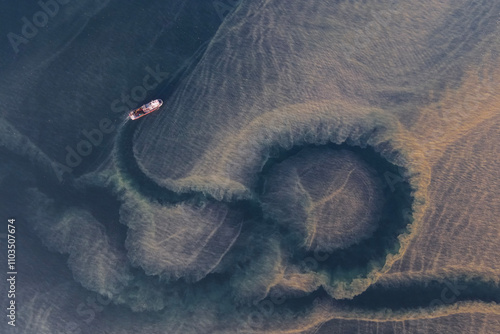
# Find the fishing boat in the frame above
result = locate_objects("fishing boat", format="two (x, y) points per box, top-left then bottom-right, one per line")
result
(129, 99), (163, 120)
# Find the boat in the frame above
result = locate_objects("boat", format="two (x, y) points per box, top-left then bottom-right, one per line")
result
(129, 99), (163, 120)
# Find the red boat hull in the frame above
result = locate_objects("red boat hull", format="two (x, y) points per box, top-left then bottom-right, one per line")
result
(129, 99), (163, 120)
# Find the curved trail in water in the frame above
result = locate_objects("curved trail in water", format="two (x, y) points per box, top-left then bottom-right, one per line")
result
(109, 108), (500, 329)
(98, 36), (499, 325)
(92, 23), (499, 320)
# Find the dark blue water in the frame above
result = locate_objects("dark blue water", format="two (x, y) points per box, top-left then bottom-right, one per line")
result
(1, 1), (499, 333)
